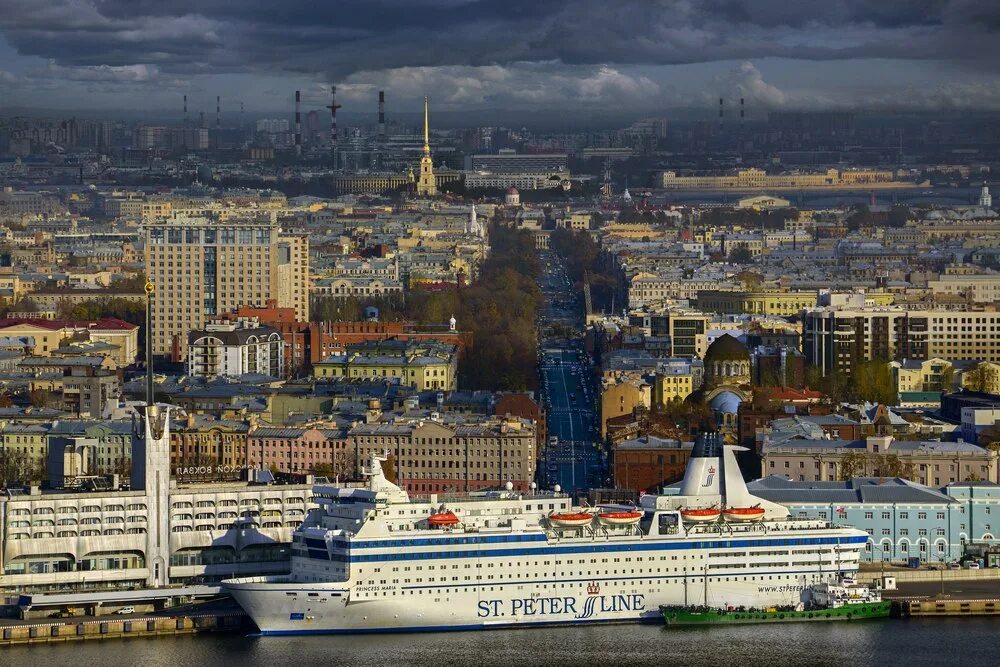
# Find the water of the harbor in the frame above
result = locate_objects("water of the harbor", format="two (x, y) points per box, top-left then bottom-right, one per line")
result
(3, 619), (990, 667)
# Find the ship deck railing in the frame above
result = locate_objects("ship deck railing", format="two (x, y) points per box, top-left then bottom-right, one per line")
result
(410, 491), (569, 504)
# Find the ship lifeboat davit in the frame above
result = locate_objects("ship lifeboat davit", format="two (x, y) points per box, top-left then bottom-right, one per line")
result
(680, 507), (721, 523)
(722, 506), (765, 522)
(597, 510), (643, 526)
(548, 511), (594, 528)
(427, 511), (460, 527)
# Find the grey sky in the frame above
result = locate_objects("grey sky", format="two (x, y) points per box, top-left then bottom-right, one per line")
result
(0, 1), (998, 114)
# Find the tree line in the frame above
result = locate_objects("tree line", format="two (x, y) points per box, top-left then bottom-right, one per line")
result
(549, 227), (618, 313)
(310, 222), (541, 391)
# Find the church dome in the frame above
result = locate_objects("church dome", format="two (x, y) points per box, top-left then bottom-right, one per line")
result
(704, 334), (749, 363)
(506, 187), (519, 195)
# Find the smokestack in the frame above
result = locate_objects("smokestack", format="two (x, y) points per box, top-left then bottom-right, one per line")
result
(183, 94), (188, 125)
(378, 90), (386, 142)
(216, 95), (221, 129)
(740, 97), (745, 120)
(295, 90), (302, 157)
(199, 110), (205, 128)
(718, 97), (724, 133)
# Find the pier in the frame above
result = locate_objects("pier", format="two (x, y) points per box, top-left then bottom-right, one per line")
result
(0, 611), (252, 646)
(897, 599), (1000, 617)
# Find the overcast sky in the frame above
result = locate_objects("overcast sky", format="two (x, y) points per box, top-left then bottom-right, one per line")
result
(1, 1), (999, 116)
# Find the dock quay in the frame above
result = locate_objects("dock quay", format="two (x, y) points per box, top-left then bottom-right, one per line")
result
(896, 599), (1000, 617)
(0, 611), (252, 646)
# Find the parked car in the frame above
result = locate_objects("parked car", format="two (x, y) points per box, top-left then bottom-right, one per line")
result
(966, 561), (982, 569)
(115, 606), (136, 615)
(948, 561), (962, 569)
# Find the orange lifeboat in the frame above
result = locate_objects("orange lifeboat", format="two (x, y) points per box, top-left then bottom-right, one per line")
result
(597, 510), (643, 526)
(427, 511), (460, 527)
(680, 507), (721, 523)
(722, 506), (765, 522)
(548, 511), (594, 528)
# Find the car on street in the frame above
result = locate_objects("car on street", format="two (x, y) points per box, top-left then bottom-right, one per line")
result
(116, 606), (136, 615)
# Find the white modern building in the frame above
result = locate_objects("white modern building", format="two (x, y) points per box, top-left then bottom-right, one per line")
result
(0, 404), (317, 592)
(187, 318), (284, 379)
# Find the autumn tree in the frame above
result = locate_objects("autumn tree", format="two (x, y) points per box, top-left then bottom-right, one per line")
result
(0, 448), (33, 486)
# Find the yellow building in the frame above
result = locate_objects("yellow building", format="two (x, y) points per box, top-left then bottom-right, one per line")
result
(891, 358), (953, 393)
(0, 423), (49, 474)
(600, 381), (650, 438)
(313, 339), (457, 391)
(693, 290), (818, 316)
(660, 167), (908, 190)
(0, 318), (138, 366)
(736, 195), (791, 210)
(653, 370), (695, 406)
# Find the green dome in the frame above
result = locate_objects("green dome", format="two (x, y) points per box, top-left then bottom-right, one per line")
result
(704, 334), (749, 363)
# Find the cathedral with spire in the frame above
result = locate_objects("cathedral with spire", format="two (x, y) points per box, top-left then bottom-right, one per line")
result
(416, 96), (437, 197)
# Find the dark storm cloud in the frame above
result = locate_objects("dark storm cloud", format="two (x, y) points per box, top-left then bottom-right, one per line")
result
(1, 0), (998, 79)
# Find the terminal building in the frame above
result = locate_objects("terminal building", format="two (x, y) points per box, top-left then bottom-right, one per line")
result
(0, 403), (315, 593)
(747, 476), (1000, 563)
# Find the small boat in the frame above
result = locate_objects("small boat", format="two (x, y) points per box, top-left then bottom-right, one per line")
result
(548, 511), (594, 528)
(722, 506), (766, 522)
(597, 510), (643, 526)
(427, 511), (460, 527)
(680, 507), (721, 523)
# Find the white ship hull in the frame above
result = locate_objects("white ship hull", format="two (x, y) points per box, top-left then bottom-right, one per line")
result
(227, 531), (863, 634)
(225, 442), (866, 635)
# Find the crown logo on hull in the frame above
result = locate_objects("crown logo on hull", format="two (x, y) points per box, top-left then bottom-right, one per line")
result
(587, 582), (600, 596)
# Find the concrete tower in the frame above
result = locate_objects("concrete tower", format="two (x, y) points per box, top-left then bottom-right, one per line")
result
(981, 184), (993, 208)
(416, 96), (437, 196)
(131, 280), (172, 587)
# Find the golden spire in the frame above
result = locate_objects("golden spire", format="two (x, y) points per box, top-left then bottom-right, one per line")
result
(423, 95), (430, 156)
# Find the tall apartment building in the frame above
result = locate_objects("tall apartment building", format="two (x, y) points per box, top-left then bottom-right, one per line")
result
(144, 219), (308, 360)
(803, 307), (1000, 376)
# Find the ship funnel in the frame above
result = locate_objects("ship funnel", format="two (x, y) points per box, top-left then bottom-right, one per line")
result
(679, 432), (722, 497)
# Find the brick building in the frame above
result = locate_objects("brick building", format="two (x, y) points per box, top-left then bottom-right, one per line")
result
(612, 435), (693, 495)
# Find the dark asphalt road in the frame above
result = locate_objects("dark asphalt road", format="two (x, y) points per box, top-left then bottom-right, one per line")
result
(537, 251), (601, 493)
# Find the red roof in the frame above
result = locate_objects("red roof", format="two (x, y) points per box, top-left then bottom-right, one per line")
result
(763, 387), (825, 402)
(0, 317), (137, 331)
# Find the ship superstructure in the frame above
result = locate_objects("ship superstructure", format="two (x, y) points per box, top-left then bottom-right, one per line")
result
(225, 433), (867, 634)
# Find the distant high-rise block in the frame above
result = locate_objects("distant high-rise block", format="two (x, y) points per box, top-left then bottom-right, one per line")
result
(144, 219), (309, 360)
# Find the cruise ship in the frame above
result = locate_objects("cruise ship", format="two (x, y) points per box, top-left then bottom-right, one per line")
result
(224, 433), (867, 634)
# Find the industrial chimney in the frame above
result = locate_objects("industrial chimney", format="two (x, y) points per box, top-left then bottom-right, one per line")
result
(294, 90), (302, 157)
(216, 95), (221, 129)
(183, 94), (188, 125)
(378, 90), (386, 142)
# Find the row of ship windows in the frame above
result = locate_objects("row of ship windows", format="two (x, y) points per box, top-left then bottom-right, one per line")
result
(342, 573), (820, 594)
(333, 537), (854, 560)
(353, 561), (849, 584)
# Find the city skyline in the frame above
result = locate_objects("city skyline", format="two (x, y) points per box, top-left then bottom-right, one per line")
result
(0, 1), (999, 113)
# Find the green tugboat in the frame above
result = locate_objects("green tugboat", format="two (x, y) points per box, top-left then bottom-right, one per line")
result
(660, 581), (892, 627)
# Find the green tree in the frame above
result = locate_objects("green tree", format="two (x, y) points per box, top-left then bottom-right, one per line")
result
(963, 363), (990, 393)
(850, 359), (897, 405)
(838, 452), (869, 480)
(728, 246), (753, 264)
(0, 448), (34, 486)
